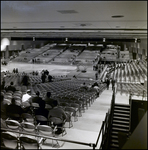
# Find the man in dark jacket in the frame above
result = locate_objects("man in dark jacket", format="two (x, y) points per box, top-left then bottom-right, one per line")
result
(31, 91), (42, 104)
(34, 100), (49, 125)
(6, 82), (16, 93)
(44, 92), (54, 108)
(48, 100), (67, 134)
(6, 98), (24, 120)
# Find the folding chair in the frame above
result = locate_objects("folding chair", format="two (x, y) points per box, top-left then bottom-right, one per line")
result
(36, 124), (59, 147)
(5, 119), (21, 138)
(65, 106), (78, 122)
(65, 111), (73, 128)
(21, 113), (35, 124)
(49, 117), (67, 136)
(70, 103), (82, 117)
(19, 135), (42, 149)
(35, 115), (49, 125)
(20, 121), (37, 135)
(1, 131), (19, 149)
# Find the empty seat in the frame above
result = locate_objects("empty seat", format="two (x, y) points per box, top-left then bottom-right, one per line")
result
(1, 131), (19, 149)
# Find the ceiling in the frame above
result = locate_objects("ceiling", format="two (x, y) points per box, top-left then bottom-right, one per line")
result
(1, 1), (147, 39)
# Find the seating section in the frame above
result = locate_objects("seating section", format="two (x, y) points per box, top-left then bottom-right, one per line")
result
(1, 70), (108, 148)
(1, 43), (147, 149)
(36, 45), (68, 63)
(12, 44), (54, 63)
(52, 45), (85, 65)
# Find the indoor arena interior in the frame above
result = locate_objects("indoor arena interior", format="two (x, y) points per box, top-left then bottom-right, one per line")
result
(1, 1), (147, 149)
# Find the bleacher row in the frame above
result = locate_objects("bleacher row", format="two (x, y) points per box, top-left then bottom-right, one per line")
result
(12, 44), (102, 65)
(116, 82), (146, 96)
(105, 59), (147, 83)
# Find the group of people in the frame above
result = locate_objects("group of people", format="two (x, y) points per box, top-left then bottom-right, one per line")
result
(41, 70), (53, 83)
(12, 68), (18, 74)
(1, 87), (67, 135)
(104, 78), (115, 90)
(80, 81), (100, 97)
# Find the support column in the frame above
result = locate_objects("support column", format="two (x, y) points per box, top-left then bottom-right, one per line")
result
(5, 45), (9, 59)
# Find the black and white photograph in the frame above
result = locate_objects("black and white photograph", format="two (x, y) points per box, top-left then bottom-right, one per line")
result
(1, 1), (147, 149)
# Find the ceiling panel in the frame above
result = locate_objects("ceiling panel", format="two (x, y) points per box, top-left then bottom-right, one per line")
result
(1, 1), (147, 39)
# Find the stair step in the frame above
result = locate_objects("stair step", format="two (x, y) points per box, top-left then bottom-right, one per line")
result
(112, 123), (129, 129)
(111, 131), (119, 135)
(114, 109), (130, 114)
(114, 106), (130, 111)
(114, 113), (130, 117)
(110, 143), (119, 148)
(112, 127), (129, 132)
(113, 120), (129, 125)
(115, 103), (130, 108)
(111, 139), (119, 144)
(111, 135), (118, 139)
(113, 116), (130, 121)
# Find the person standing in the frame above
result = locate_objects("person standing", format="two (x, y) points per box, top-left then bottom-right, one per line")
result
(106, 78), (110, 90)
(111, 79), (115, 91)
(95, 72), (98, 80)
(21, 73), (30, 87)
(41, 73), (46, 83)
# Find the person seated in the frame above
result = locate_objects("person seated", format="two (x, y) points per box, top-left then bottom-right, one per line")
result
(1, 94), (8, 120)
(80, 82), (88, 91)
(6, 98), (24, 120)
(48, 100), (67, 134)
(6, 81), (16, 93)
(34, 100), (49, 125)
(22, 89), (32, 103)
(91, 82), (100, 97)
(43, 92), (54, 108)
(92, 82), (99, 88)
(31, 91), (42, 104)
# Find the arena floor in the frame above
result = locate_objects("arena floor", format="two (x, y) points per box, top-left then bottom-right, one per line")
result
(1, 61), (97, 80)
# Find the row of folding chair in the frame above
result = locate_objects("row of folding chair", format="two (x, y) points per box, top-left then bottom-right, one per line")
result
(1, 121), (59, 149)
(1, 113), (68, 149)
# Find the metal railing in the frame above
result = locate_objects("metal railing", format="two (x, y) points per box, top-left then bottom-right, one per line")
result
(1, 127), (96, 149)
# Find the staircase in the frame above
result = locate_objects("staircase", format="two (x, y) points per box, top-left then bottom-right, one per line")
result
(110, 103), (130, 149)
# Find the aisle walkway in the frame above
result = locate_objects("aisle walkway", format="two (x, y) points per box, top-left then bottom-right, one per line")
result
(41, 86), (129, 149)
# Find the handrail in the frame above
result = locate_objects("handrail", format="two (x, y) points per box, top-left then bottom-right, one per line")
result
(1, 128), (95, 149)
(129, 93), (132, 134)
(95, 88), (116, 149)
